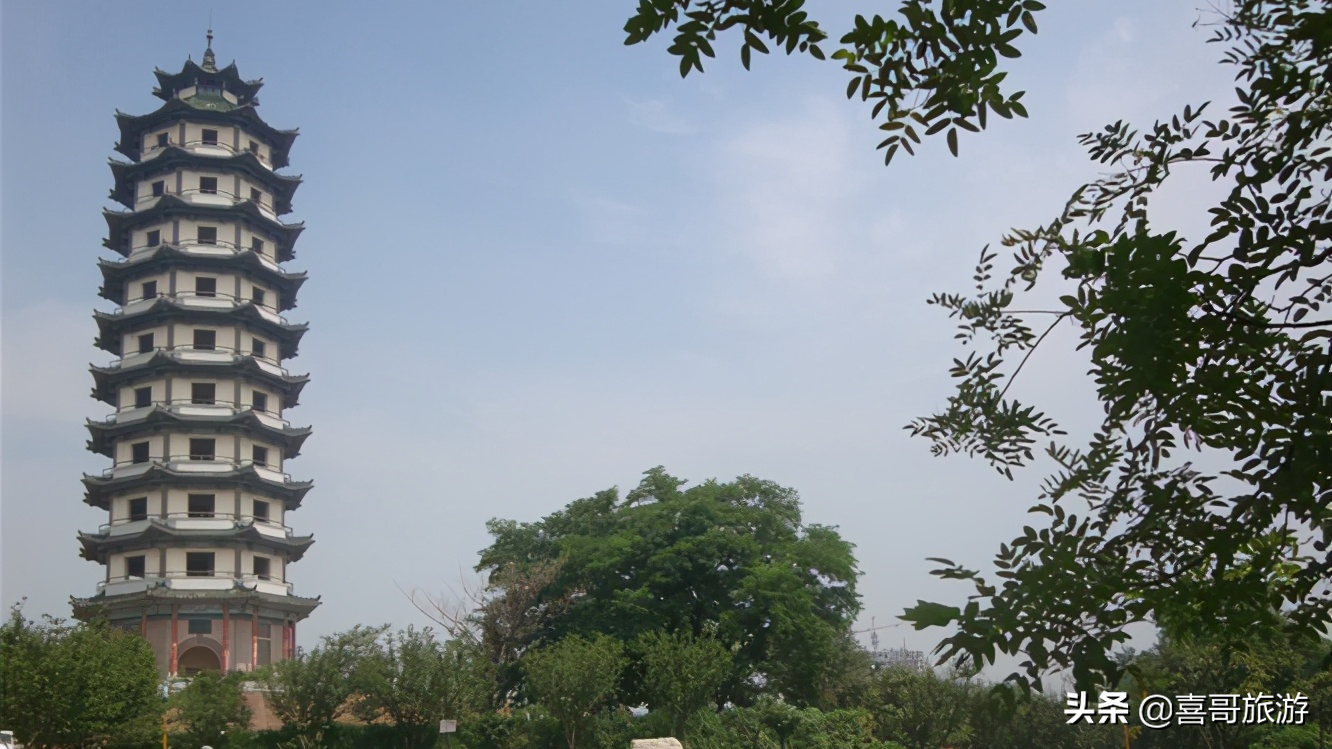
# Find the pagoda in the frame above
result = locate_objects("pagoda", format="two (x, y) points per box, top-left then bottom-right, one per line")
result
(73, 33), (320, 678)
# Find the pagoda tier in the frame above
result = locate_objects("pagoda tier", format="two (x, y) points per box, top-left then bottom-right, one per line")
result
(89, 350), (309, 408)
(92, 300), (308, 358)
(79, 522), (314, 564)
(78, 36), (317, 677)
(82, 463), (312, 511)
(115, 100), (297, 168)
(103, 195), (305, 258)
(98, 244), (307, 310)
(109, 147), (302, 214)
(153, 57), (264, 105)
(85, 407), (312, 459)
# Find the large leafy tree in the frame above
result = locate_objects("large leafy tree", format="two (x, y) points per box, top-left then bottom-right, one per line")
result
(0, 605), (162, 749)
(522, 635), (626, 749)
(637, 629), (732, 744)
(169, 670), (252, 749)
(259, 625), (385, 749)
(353, 626), (491, 749)
(623, 0), (1332, 689)
(476, 467), (860, 706)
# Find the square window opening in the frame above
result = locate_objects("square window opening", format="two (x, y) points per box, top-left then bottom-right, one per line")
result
(252, 391), (269, 413)
(126, 555), (146, 579)
(252, 500), (270, 521)
(151, 181), (165, 197)
(201, 129), (218, 146)
(146, 230), (161, 248)
(253, 556), (271, 581)
(194, 276), (217, 297)
(156, 133), (169, 148)
(192, 329), (216, 351)
(251, 339), (267, 359)
(199, 176), (218, 195)
(133, 386), (152, 409)
(252, 445), (270, 467)
(130, 441), (150, 464)
(127, 497), (148, 522)
(197, 226), (217, 245)
(190, 382), (216, 405)
(137, 333), (155, 354)
(187, 619), (211, 635)
(252, 288), (267, 307)
(185, 552), (215, 577)
(187, 493), (215, 517)
(188, 438), (215, 461)
(141, 280), (157, 300)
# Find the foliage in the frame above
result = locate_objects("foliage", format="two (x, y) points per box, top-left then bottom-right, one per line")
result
(477, 466), (860, 706)
(637, 629), (732, 744)
(170, 670), (253, 748)
(0, 604), (162, 749)
(353, 625), (490, 749)
(258, 624), (385, 749)
(625, 0), (1332, 691)
(522, 634), (627, 749)
(867, 667), (970, 749)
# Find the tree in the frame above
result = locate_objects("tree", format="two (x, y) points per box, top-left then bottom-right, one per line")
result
(477, 467), (860, 706)
(868, 667), (969, 749)
(623, 0), (1332, 689)
(170, 670), (252, 749)
(259, 624), (385, 749)
(521, 634), (626, 749)
(637, 630), (732, 744)
(354, 626), (490, 749)
(0, 604), (162, 749)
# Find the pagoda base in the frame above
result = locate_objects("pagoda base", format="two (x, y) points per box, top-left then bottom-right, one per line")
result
(72, 586), (319, 678)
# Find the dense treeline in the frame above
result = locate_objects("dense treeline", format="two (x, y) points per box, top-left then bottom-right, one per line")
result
(3, 470), (1329, 749)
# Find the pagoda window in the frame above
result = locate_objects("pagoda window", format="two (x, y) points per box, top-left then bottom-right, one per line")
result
(146, 230), (161, 248)
(188, 438), (215, 461)
(201, 129), (219, 146)
(185, 552), (215, 577)
(197, 226), (217, 245)
(130, 441), (150, 464)
(250, 238), (265, 256)
(252, 500), (270, 522)
(252, 288), (267, 307)
(249, 187), (263, 204)
(133, 386), (152, 408)
(137, 333), (154, 354)
(141, 280), (158, 300)
(251, 339), (267, 359)
(190, 382), (216, 405)
(187, 493), (215, 517)
(252, 445), (270, 467)
(187, 619), (211, 635)
(151, 180), (165, 197)
(252, 391), (269, 413)
(253, 556), (272, 581)
(128, 497), (148, 522)
(192, 329), (216, 351)
(126, 555), (146, 579)
(199, 176), (218, 195)
(156, 132), (169, 148)
(194, 276), (217, 297)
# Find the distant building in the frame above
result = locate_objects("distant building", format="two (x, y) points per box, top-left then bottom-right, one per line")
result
(872, 647), (929, 672)
(72, 32), (319, 678)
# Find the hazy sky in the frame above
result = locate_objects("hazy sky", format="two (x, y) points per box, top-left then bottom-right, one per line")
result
(2, 1), (1239, 670)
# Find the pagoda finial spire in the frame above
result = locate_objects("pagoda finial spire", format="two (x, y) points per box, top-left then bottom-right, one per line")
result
(202, 24), (217, 72)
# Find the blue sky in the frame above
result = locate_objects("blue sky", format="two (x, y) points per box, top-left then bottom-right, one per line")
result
(2, 1), (1238, 671)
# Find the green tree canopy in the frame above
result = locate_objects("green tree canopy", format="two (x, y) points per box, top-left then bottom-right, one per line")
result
(259, 624), (385, 749)
(637, 629), (733, 744)
(623, 0), (1332, 690)
(476, 466), (860, 706)
(0, 605), (162, 749)
(522, 634), (626, 749)
(169, 670), (252, 749)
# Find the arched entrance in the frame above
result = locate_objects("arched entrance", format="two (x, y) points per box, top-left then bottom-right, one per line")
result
(179, 645), (221, 676)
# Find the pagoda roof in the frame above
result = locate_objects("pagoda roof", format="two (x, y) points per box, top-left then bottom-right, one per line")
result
(153, 55), (264, 105)
(92, 297), (308, 358)
(108, 148), (302, 214)
(103, 194), (305, 258)
(79, 521), (314, 563)
(82, 462), (311, 511)
(72, 586), (321, 622)
(89, 350), (309, 407)
(115, 99), (297, 168)
(98, 245), (306, 309)
(85, 407), (312, 459)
